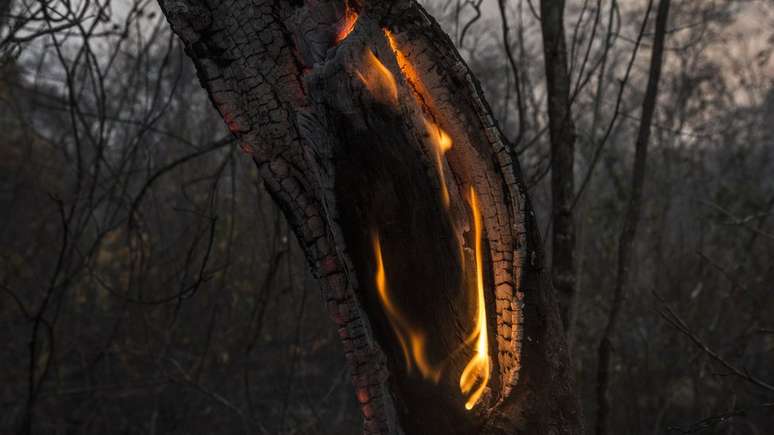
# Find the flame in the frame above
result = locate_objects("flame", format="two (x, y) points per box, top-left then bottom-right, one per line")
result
(373, 233), (442, 382)
(423, 117), (453, 207)
(334, 5), (358, 45)
(370, 29), (491, 411)
(386, 30), (451, 207)
(459, 186), (490, 410)
(356, 50), (399, 106)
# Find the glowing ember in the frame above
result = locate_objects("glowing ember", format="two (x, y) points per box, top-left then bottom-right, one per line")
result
(459, 186), (491, 410)
(334, 5), (358, 45)
(356, 50), (399, 106)
(373, 233), (442, 382)
(383, 30), (431, 106)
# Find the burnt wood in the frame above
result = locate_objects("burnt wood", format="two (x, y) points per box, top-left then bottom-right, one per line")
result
(157, 0), (582, 433)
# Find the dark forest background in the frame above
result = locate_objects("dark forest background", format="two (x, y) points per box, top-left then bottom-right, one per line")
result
(1, 0), (772, 433)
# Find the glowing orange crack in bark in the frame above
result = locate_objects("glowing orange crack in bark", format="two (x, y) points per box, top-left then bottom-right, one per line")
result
(383, 30), (431, 106)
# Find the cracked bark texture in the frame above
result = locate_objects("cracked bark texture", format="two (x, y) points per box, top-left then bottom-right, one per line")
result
(157, 0), (581, 433)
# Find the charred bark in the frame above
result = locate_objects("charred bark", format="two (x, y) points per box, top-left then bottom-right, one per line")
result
(157, 0), (581, 433)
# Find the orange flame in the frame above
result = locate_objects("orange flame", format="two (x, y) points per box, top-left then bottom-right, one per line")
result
(386, 30), (452, 206)
(459, 186), (491, 410)
(356, 50), (399, 106)
(423, 117), (453, 207)
(373, 233), (442, 382)
(334, 6), (358, 45)
(370, 29), (491, 411)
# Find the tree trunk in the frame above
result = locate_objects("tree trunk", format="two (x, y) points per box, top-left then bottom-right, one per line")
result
(595, 1), (671, 434)
(157, 0), (581, 433)
(539, 0), (577, 334)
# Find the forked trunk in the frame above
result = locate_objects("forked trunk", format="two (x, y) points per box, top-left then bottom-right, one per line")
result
(158, 0), (581, 433)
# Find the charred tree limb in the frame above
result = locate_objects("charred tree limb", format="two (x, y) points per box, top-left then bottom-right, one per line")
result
(157, 0), (581, 433)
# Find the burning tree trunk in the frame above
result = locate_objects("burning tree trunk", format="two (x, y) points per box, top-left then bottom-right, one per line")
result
(157, 0), (581, 433)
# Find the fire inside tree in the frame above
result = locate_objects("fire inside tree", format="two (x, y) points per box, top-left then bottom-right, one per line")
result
(157, 0), (581, 433)
(371, 185), (491, 411)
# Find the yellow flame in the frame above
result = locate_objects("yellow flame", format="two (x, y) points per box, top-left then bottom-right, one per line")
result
(373, 233), (442, 382)
(422, 117), (453, 207)
(374, 29), (491, 411)
(459, 186), (490, 410)
(385, 30), (452, 207)
(373, 234), (411, 369)
(356, 50), (398, 106)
